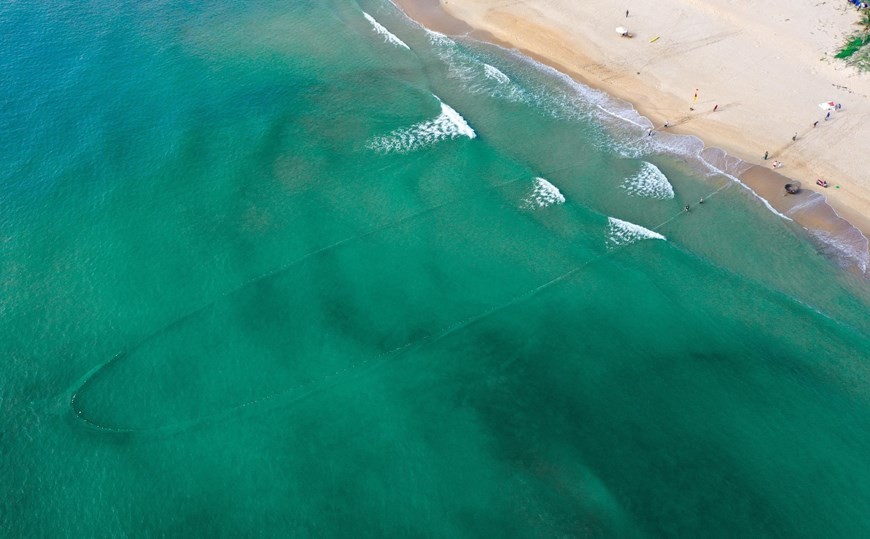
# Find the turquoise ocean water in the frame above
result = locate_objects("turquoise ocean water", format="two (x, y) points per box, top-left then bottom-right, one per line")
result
(2, 0), (870, 536)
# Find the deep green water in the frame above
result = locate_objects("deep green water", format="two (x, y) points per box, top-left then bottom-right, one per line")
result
(2, 0), (870, 536)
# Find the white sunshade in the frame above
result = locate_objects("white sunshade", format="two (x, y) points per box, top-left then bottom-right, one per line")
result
(818, 101), (836, 110)
(615, 26), (628, 34)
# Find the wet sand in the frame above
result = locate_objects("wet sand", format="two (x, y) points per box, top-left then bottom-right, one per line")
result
(391, 0), (870, 276)
(738, 165), (869, 274)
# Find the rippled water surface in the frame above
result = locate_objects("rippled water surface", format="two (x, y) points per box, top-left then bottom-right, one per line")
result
(2, 1), (869, 536)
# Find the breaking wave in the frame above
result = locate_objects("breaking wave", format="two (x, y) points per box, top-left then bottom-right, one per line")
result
(408, 17), (867, 275)
(607, 217), (666, 248)
(424, 29), (527, 101)
(363, 12), (410, 50)
(484, 63), (510, 84)
(523, 177), (565, 209)
(621, 161), (674, 199)
(367, 96), (476, 153)
(425, 28), (454, 47)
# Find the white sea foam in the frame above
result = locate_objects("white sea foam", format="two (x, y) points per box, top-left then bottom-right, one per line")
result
(412, 15), (727, 168)
(621, 162), (674, 199)
(363, 12), (410, 50)
(422, 29), (530, 102)
(729, 180), (794, 222)
(787, 192), (870, 274)
(607, 217), (666, 248)
(403, 15), (866, 274)
(367, 96), (476, 154)
(523, 177), (565, 209)
(425, 28), (454, 47)
(810, 229), (869, 275)
(483, 63), (510, 84)
(495, 48), (832, 250)
(785, 192), (826, 215)
(699, 147), (753, 179)
(427, 31), (484, 83)
(497, 47), (723, 160)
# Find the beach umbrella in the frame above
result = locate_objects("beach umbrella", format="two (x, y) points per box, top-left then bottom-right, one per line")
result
(818, 101), (836, 110)
(615, 26), (628, 35)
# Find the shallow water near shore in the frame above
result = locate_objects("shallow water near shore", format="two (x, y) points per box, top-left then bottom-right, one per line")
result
(2, 0), (870, 536)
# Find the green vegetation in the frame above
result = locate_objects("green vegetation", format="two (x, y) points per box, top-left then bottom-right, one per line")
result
(835, 34), (869, 59)
(835, 10), (870, 63)
(846, 42), (870, 70)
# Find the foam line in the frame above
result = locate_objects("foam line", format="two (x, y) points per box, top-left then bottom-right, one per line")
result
(483, 63), (510, 84)
(786, 193), (825, 215)
(420, 27), (840, 252)
(424, 27), (454, 47)
(362, 12), (410, 50)
(621, 162), (674, 200)
(397, 9), (861, 270)
(367, 95), (475, 154)
(523, 177), (565, 209)
(607, 217), (666, 248)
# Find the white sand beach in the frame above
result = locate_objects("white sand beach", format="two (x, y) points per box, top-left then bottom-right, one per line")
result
(394, 0), (870, 240)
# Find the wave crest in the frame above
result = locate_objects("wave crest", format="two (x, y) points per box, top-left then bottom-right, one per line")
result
(484, 64), (510, 84)
(367, 96), (476, 154)
(622, 162), (674, 199)
(607, 217), (666, 248)
(523, 177), (565, 209)
(425, 28), (455, 47)
(363, 12), (410, 50)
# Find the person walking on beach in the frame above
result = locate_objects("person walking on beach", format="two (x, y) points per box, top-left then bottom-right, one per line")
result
(693, 89), (698, 103)
(826, 111), (831, 121)
(763, 151), (769, 160)
(626, 9), (629, 17)
(792, 133), (797, 142)
(713, 104), (718, 112)
(813, 121), (819, 128)
(664, 120), (670, 128)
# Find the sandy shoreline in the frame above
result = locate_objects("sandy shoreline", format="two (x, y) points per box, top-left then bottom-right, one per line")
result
(391, 0), (870, 274)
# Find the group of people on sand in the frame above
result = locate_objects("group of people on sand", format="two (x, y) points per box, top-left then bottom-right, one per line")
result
(757, 103), (848, 189)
